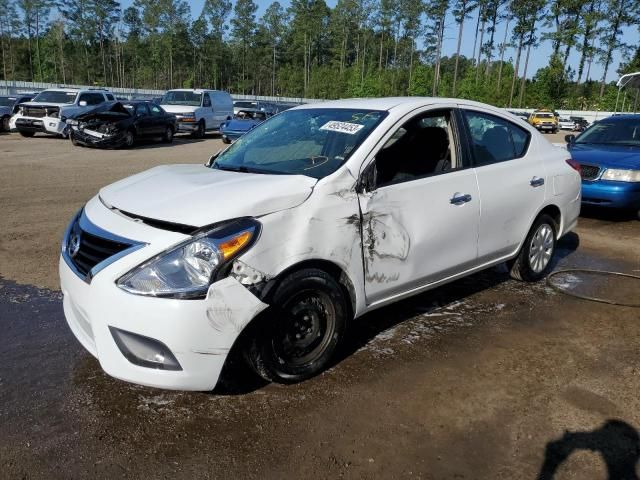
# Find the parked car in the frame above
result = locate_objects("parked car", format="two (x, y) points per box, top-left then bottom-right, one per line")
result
(160, 89), (233, 138)
(566, 115), (640, 217)
(220, 108), (269, 143)
(233, 100), (277, 116)
(528, 110), (558, 133)
(558, 117), (576, 130)
(570, 116), (589, 132)
(59, 97), (581, 391)
(10, 88), (114, 138)
(0, 93), (36, 131)
(67, 101), (177, 148)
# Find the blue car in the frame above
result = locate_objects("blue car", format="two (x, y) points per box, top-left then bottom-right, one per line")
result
(220, 109), (269, 144)
(567, 115), (640, 217)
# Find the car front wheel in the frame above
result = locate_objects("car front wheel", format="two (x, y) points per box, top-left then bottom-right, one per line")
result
(122, 130), (135, 148)
(245, 268), (348, 383)
(162, 126), (174, 143)
(18, 130), (35, 137)
(509, 214), (557, 282)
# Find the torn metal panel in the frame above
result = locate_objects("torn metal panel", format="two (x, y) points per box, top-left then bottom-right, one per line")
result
(205, 277), (269, 334)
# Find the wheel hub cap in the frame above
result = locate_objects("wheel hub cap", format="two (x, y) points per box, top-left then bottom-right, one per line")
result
(529, 224), (554, 273)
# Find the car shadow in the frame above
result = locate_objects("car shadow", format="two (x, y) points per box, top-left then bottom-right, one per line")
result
(214, 232), (580, 396)
(580, 206), (638, 222)
(537, 420), (640, 479)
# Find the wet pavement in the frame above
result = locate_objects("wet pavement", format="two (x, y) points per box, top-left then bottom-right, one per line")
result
(1, 214), (639, 479)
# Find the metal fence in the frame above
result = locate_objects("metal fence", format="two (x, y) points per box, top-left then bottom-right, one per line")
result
(0, 80), (320, 105)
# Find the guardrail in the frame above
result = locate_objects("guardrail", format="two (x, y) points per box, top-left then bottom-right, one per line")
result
(0, 80), (319, 105)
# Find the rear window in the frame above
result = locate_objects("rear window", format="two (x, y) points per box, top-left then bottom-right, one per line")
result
(464, 110), (531, 165)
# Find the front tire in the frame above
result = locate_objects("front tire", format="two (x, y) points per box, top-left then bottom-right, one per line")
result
(1, 115), (9, 132)
(191, 121), (205, 139)
(162, 126), (174, 143)
(69, 132), (79, 146)
(509, 214), (557, 282)
(122, 130), (135, 148)
(245, 268), (348, 383)
(18, 130), (35, 137)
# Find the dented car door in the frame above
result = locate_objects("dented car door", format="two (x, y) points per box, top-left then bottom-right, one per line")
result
(357, 107), (480, 305)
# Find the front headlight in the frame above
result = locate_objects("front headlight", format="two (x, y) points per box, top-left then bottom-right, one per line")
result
(66, 118), (78, 126)
(117, 218), (260, 298)
(601, 169), (640, 182)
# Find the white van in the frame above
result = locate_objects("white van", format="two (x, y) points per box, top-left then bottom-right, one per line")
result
(160, 89), (233, 138)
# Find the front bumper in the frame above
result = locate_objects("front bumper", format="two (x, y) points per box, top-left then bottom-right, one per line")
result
(71, 128), (127, 148)
(11, 115), (67, 135)
(59, 198), (268, 391)
(581, 180), (640, 209)
(221, 130), (244, 142)
(175, 120), (198, 132)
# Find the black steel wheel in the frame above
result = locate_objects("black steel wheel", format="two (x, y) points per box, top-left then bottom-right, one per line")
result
(192, 121), (205, 139)
(122, 130), (135, 148)
(245, 268), (348, 383)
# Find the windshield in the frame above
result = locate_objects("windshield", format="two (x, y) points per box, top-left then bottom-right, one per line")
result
(576, 118), (640, 146)
(236, 110), (266, 120)
(162, 91), (202, 106)
(33, 90), (77, 104)
(212, 108), (387, 179)
(234, 101), (257, 109)
(0, 96), (16, 107)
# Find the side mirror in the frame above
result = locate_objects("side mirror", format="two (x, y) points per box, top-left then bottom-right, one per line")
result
(78, 100), (87, 107)
(565, 134), (575, 144)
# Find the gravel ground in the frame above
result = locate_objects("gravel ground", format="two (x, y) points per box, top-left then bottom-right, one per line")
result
(1, 129), (639, 479)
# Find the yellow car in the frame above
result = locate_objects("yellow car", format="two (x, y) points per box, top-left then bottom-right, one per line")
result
(528, 110), (558, 133)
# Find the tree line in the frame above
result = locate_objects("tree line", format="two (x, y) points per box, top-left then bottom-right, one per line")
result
(0, 0), (639, 111)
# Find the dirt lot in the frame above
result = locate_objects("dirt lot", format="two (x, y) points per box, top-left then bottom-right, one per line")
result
(1, 130), (639, 479)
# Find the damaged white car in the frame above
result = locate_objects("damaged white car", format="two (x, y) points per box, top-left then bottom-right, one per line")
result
(60, 97), (581, 391)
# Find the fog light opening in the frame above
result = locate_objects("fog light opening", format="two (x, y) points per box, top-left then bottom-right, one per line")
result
(109, 327), (182, 371)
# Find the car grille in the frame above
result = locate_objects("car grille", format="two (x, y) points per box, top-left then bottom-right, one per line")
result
(23, 107), (46, 118)
(580, 164), (601, 181)
(63, 210), (142, 281)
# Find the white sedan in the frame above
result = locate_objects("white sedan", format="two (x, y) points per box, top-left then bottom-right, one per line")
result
(559, 118), (576, 130)
(59, 97), (581, 390)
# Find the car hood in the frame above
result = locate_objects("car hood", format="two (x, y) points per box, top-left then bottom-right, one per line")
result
(71, 102), (131, 121)
(99, 164), (317, 227)
(161, 105), (198, 114)
(19, 101), (74, 108)
(569, 143), (640, 170)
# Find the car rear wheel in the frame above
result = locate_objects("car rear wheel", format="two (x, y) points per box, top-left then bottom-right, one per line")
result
(509, 214), (557, 282)
(162, 126), (174, 143)
(18, 130), (35, 137)
(1, 115), (9, 132)
(245, 268), (348, 383)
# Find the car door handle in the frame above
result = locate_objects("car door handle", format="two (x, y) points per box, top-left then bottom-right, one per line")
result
(530, 177), (545, 187)
(450, 193), (472, 205)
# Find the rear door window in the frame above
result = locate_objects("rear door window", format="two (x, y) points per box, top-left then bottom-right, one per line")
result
(78, 93), (105, 106)
(462, 110), (531, 166)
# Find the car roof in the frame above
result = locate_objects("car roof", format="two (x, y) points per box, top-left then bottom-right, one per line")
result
(291, 97), (511, 116)
(166, 89), (224, 94)
(604, 114), (640, 120)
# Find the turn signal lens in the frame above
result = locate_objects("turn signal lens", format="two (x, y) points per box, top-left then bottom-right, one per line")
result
(565, 159), (581, 176)
(219, 231), (252, 260)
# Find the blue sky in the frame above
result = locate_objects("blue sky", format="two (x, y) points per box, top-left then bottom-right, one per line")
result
(122, 0), (636, 82)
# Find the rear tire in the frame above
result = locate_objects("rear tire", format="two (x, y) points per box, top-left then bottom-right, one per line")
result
(18, 130), (35, 137)
(245, 268), (348, 384)
(1, 115), (9, 132)
(509, 214), (557, 282)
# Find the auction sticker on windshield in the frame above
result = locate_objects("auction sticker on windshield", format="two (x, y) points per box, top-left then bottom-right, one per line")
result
(320, 121), (365, 135)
